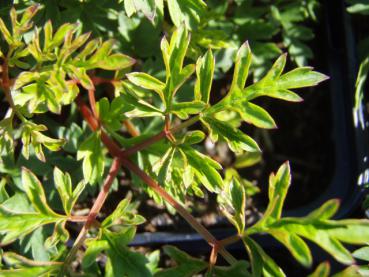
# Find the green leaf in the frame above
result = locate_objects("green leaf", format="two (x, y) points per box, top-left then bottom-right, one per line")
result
(0, 265), (60, 277)
(347, 1), (369, 14)
(201, 116), (260, 153)
(155, 245), (207, 277)
(277, 67), (329, 89)
(0, 18), (14, 45)
(265, 219), (356, 264)
(14, 71), (41, 90)
(96, 97), (131, 131)
(104, 228), (152, 277)
(268, 230), (312, 267)
(83, 239), (109, 269)
(219, 177), (246, 233)
(127, 72), (165, 101)
(230, 42), (252, 93)
(170, 101), (206, 119)
(102, 196), (146, 228)
(308, 262), (330, 277)
(353, 246), (369, 262)
(162, 26), (193, 106)
(305, 199), (340, 221)
(180, 146), (223, 192)
(243, 236), (285, 277)
(21, 122), (65, 162)
(234, 152), (262, 168)
(22, 168), (60, 217)
(122, 84), (164, 118)
(333, 265), (363, 277)
(209, 261), (252, 277)
(195, 49), (214, 103)
(82, 240), (109, 269)
(167, 0), (207, 30)
(0, 206), (62, 245)
(152, 147), (176, 184)
(96, 53), (136, 70)
(354, 57), (369, 115)
(124, 0), (157, 22)
(53, 167), (85, 215)
(260, 162), (291, 223)
(168, 26), (190, 77)
(231, 177), (246, 217)
(77, 133), (105, 185)
(182, 131), (205, 145)
(234, 101), (276, 129)
(65, 65), (94, 90)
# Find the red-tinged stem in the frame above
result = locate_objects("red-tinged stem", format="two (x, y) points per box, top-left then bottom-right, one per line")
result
(122, 130), (166, 156)
(67, 215), (88, 222)
(123, 120), (140, 137)
(120, 157), (236, 265)
(2, 59), (14, 108)
(122, 115), (200, 156)
(60, 158), (121, 276)
(76, 96), (123, 157)
(209, 243), (219, 268)
(91, 76), (115, 86)
(219, 234), (241, 247)
(75, 98), (237, 265)
(121, 157), (217, 244)
(88, 88), (98, 119)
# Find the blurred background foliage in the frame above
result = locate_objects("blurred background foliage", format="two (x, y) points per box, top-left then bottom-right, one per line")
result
(1, 0), (320, 81)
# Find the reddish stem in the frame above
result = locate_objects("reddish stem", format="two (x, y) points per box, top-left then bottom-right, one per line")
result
(2, 59), (15, 109)
(91, 76), (115, 86)
(88, 88), (98, 119)
(75, 97), (237, 265)
(122, 130), (166, 156)
(61, 158), (121, 275)
(123, 120), (140, 137)
(121, 157), (217, 245)
(219, 234), (241, 247)
(76, 96), (123, 157)
(67, 215), (88, 222)
(121, 115), (200, 157)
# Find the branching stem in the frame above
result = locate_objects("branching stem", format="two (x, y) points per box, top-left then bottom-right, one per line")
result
(122, 114), (200, 156)
(75, 97), (237, 266)
(60, 158), (121, 276)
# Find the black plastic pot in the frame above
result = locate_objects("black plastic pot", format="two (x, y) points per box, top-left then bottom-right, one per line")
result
(130, 0), (369, 273)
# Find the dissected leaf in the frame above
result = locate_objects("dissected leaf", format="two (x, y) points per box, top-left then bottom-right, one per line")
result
(243, 236), (285, 277)
(102, 196), (146, 228)
(22, 168), (60, 217)
(195, 49), (214, 103)
(180, 146), (223, 192)
(155, 245), (207, 277)
(202, 116), (260, 153)
(77, 133), (105, 185)
(167, 0), (207, 30)
(53, 167), (85, 215)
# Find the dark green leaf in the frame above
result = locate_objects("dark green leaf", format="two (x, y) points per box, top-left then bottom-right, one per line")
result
(155, 245), (207, 277)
